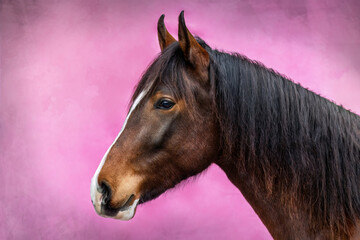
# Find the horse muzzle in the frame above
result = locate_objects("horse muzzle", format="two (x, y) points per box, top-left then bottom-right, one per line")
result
(90, 177), (140, 220)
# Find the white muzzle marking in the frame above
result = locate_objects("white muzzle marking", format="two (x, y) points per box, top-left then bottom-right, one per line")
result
(90, 90), (147, 220)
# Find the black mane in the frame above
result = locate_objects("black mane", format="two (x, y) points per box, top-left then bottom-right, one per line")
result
(202, 39), (360, 237)
(132, 38), (360, 238)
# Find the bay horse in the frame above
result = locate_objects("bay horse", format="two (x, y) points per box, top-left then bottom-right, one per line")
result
(90, 11), (360, 239)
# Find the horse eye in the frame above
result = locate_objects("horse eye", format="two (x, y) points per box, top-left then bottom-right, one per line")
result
(155, 99), (175, 110)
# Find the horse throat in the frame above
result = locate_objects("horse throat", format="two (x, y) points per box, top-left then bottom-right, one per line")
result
(215, 158), (359, 240)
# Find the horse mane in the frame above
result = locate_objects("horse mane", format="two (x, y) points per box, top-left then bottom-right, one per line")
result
(132, 38), (360, 238)
(200, 39), (360, 237)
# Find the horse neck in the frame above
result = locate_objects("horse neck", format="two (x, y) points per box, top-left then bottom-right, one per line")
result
(218, 156), (360, 239)
(215, 158), (301, 239)
(211, 57), (307, 238)
(210, 52), (360, 239)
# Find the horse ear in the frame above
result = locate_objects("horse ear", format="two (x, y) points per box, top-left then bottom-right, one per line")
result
(178, 11), (209, 78)
(158, 14), (176, 51)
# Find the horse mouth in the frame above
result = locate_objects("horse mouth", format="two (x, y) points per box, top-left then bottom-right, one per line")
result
(101, 194), (136, 217)
(118, 194), (135, 211)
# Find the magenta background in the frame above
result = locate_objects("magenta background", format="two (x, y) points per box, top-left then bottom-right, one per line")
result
(1, 0), (360, 239)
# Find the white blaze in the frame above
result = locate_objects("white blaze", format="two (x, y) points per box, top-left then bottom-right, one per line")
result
(90, 90), (148, 219)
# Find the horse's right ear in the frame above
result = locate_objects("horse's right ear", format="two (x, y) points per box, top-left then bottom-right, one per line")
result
(157, 14), (176, 51)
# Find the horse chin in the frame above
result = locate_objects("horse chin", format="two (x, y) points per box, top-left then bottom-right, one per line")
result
(104, 198), (140, 221)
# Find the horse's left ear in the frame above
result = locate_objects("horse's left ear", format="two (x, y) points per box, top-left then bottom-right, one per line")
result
(178, 11), (210, 80)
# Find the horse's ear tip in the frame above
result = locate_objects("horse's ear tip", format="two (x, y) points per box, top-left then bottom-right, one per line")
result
(158, 14), (165, 30)
(158, 14), (165, 23)
(179, 10), (185, 24)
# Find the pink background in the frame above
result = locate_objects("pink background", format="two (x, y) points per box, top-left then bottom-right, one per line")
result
(1, 0), (359, 239)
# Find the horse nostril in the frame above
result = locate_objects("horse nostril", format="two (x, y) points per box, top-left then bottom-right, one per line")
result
(100, 181), (112, 205)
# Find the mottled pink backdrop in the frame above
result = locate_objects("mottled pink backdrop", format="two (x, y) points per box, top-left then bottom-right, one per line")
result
(1, 0), (359, 239)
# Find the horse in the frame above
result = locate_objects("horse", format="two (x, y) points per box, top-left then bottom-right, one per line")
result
(90, 11), (360, 239)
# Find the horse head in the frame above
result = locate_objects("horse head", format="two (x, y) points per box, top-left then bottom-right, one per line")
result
(90, 11), (219, 220)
